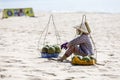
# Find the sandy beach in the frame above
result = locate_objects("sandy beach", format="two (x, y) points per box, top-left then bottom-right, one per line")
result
(0, 12), (120, 80)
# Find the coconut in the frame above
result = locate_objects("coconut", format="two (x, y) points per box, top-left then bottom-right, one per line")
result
(90, 56), (96, 62)
(82, 56), (91, 62)
(72, 55), (82, 60)
(41, 46), (49, 53)
(53, 45), (61, 53)
(48, 46), (55, 54)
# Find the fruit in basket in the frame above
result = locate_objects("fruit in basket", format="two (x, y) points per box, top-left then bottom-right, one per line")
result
(53, 45), (61, 53)
(90, 56), (95, 60)
(41, 46), (49, 53)
(72, 55), (82, 60)
(48, 46), (55, 54)
(72, 55), (83, 65)
(90, 56), (97, 63)
(82, 56), (91, 62)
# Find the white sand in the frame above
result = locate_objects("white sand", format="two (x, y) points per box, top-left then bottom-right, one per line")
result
(0, 12), (120, 80)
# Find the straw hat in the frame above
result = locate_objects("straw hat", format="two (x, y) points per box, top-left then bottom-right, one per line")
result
(74, 23), (89, 34)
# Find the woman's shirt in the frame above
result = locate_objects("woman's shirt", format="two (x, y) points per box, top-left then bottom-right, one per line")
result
(68, 34), (93, 55)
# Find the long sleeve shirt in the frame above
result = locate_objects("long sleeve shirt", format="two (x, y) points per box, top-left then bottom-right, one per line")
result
(68, 34), (93, 55)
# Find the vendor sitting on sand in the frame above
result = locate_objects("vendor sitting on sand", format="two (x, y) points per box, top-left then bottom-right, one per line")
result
(58, 23), (94, 62)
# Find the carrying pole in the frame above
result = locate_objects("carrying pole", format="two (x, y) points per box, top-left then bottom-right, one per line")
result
(82, 15), (97, 60)
(74, 15), (97, 60)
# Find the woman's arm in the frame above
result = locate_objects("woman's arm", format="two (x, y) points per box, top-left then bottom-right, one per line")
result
(68, 35), (87, 47)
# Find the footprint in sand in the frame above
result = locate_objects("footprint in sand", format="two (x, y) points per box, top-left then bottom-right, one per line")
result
(28, 77), (43, 80)
(101, 74), (120, 79)
(0, 74), (11, 79)
(65, 77), (75, 80)
(0, 68), (7, 72)
(0, 74), (6, 79)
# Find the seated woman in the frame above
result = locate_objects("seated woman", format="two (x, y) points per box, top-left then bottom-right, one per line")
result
(58, 24), (94, 62)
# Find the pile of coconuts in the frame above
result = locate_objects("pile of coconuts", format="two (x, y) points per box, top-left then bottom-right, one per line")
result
(41, 45), (61, 54)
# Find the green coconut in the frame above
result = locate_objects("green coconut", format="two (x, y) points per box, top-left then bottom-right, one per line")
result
(82, 56), (91, 62)
(72, 55), (82, 61)
(90, 56), (95, 60)
(48, 46), (55, 54)
(41, 46), (49, 53)
(90, 56), (96, 61)
(53, 45), (61, 53)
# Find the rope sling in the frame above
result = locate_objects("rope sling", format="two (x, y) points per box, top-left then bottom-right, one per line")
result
(37, 14), (61, 50)
(82, 15), (97, 60)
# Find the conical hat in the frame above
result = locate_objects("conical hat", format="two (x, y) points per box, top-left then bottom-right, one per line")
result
(74, 23), (89, 34)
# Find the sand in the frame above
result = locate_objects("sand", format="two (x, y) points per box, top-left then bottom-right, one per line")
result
(0, 12), (120, 80)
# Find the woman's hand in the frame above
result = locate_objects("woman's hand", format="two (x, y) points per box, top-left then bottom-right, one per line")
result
(61, 42), (68, 50)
